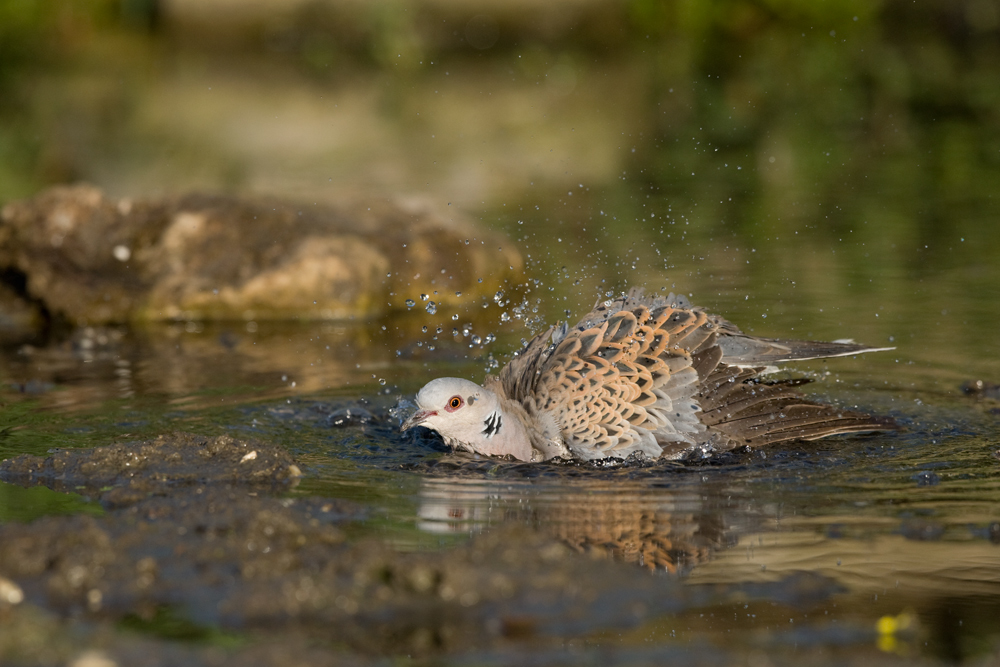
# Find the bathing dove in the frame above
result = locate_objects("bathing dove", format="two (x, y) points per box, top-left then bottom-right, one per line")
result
(401, 290), (895, 462)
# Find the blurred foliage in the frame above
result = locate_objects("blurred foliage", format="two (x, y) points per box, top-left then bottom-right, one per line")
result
(0, 0), (121, 198)
(0, 0), (998, 238)
(509, 0), (1000, 321)
(626, 0), (1000, 212)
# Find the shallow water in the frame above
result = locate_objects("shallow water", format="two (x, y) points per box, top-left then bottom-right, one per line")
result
(3, 2), (1000, 663)
(2, 263), (999, 662)
(3, 195), (1000, 663)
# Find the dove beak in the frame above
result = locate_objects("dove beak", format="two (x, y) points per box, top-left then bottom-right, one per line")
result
(401, 408), (436, 431)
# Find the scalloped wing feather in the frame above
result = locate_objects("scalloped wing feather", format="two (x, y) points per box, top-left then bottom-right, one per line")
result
(528, 303), (722, 460)
(495, 290), (894, 462)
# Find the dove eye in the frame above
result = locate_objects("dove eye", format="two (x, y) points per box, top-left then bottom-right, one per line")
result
(445, 396), (464, 412)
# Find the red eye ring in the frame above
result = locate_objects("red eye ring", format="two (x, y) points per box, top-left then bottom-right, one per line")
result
(445, 395), (464, 412)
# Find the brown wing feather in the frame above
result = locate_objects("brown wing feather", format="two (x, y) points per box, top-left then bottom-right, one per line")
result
(528, 303), (723, 459)
(697, 365), (895, 447)
(581, 288), (894, 365)
(497, 325), (556, 403)
(494, 290), (893, 461)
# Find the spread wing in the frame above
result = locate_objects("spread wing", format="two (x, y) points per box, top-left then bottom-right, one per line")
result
(524, 302), (719, 460)
(570, 288), (894, 367)
(497, 290), (894, 461)
(497, 324), (559, 404)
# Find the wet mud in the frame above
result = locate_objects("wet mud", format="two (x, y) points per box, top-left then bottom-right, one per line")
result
(0, 432), (304, 507)
(0, 431), (889, 666)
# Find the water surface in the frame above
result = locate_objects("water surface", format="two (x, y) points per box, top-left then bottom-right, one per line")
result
(2, 2), (1000, 663)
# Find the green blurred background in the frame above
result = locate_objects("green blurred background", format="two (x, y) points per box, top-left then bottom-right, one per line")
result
(1, 0), (999, 384)
(3, 0), (998, 206)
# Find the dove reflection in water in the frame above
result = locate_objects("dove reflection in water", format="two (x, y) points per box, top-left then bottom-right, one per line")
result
(402, 290), (895, 462)
(416, 476), (753, 573)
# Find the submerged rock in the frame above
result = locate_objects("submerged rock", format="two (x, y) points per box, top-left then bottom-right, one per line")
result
(0, 185), (522, 324)
(0, 432), (304, 508)
(961, 379), (1000, 401)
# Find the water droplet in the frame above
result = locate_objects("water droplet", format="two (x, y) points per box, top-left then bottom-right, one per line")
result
(405, 299), (415, 308)
(471, 335), (482, 345)
(420, 293), (429, 301)
(425, 301), (437, 315)
(379, 378), (387, 386)
(493, 290), (504, 304)
(451, 313), (459, 321)
(454, 291), (462, 297)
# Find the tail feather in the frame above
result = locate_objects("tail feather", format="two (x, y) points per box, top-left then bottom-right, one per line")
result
(697, 364), (896, 447)
(718, 334), (894, 367)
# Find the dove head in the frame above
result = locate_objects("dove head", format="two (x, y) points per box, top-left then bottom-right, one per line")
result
(401, 377), (532, 461)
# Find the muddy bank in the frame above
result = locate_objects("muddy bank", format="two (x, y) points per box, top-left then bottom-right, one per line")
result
(0, 185), (522, 326)
(0, 432), (862, 664)
(0, 432), (303, 506)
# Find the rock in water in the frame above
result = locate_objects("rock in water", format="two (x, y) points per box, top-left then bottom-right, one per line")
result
(402, 291), (895, 462)
(0, 185), (521, 323)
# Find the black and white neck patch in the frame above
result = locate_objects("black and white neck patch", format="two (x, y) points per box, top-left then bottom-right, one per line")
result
(482, 411), (502, 438)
